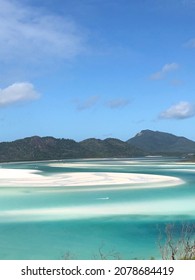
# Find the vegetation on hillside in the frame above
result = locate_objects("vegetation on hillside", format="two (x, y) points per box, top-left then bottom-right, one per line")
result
(127, 129), (195, 154)
(0, 135), (144, 162)
(1, 129), (195, 162)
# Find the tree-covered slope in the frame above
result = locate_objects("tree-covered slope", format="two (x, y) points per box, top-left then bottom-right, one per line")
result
(0, 136), (144, 162)
(127, 130), (195, 154)
(1, 130), (195, 162)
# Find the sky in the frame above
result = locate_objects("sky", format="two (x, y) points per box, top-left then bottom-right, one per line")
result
(0, 0), (195, 142)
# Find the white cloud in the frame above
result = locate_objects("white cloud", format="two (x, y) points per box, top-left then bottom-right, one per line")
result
(159, 101), (195, 119)
(170, 79), (184, 87)
(0, 82), (40, 107)
(106, 98), (130, 109)
(184, 38), (195, 48)
(76, 96), (100, 111)
(150, 63), (179, 80)
(0, 0), (86, 63)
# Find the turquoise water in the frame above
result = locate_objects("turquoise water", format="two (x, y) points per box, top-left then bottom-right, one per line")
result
(0, 157), (195, 259)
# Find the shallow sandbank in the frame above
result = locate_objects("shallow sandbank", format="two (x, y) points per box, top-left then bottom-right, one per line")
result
(0, 196), (194, 223)
(47, 161), (140, 168)
(0, 168), (184, 189)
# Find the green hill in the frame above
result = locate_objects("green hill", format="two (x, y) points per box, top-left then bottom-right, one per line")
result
(1, 130), (195, 162)
(0, 136), (144, 162)
(80, 137), (144, 158)
(127, 129), (195, 155)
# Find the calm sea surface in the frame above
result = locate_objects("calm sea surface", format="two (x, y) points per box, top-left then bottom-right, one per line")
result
(0, 157), (195, 259)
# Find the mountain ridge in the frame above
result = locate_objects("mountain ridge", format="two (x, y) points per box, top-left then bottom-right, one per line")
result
(0, 130), (195, 162)
(127, 129), (195, 154)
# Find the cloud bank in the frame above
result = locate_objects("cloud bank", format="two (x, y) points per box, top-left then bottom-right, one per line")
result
(0, 0), (86, 63)
(76, 96), (100, 111)
(0, 82), (40, 107)
(106, 98), (130, 109)
(160, 101), (195, 120)
(150, 63), (179, 80)
(184, 38), (195, 48)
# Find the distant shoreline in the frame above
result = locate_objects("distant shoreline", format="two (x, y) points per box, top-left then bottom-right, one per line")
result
(0, 155), (184, 165)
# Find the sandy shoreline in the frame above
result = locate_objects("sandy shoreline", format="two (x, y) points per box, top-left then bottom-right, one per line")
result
(0, 168), (184, 188)
(47, 161), (141, 168)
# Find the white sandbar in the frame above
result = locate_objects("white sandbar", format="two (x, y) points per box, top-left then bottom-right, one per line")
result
(47, 161), (140, 168)
(0, 168), (184, 189)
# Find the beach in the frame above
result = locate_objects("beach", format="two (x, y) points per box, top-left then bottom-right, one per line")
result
(0, 168), (184, 189)
(0, 158), (194, 260)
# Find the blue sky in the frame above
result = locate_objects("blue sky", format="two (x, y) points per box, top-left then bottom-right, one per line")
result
(0, 0), (195, 142)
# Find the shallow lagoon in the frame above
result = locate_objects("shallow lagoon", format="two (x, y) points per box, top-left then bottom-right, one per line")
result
(0, 157), (195, 259)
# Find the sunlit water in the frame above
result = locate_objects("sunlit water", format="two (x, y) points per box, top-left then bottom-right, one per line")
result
(0, 157), (195, 259)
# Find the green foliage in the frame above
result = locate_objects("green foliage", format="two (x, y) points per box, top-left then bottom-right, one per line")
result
(127, 129), (195, 155)
(0, 135), (144, 162)
(1, 130), (195, 162)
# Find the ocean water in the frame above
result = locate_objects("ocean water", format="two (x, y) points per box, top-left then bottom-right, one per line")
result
(0, 157), (195, 260)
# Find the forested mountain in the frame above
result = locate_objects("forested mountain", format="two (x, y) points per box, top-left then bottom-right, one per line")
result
(0, 136), (144, 162)
(127, 129), (195, 154)
(80, 137), (144, 158)
(0, 130), (195, 162)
